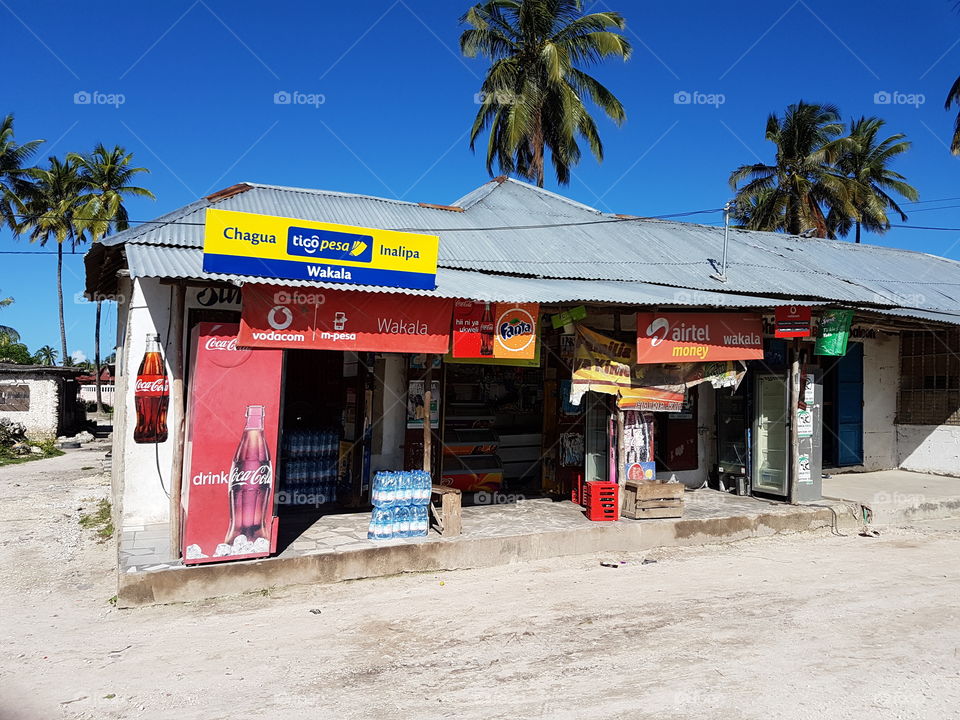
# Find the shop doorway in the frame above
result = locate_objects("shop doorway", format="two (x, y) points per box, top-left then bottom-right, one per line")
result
(275, 349), (366, 545)
(654, 387), (699, 474)
(821, 342), (864, 467)
(442, 362), (545, 496)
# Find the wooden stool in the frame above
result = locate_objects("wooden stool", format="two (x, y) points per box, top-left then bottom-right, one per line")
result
(430, 485), (462, 536)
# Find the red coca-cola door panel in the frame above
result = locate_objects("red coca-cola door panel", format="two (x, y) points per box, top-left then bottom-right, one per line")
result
(181, 323), (283, 564)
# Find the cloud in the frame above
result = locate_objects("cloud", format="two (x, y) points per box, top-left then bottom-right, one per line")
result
(71, 350), (87, 364)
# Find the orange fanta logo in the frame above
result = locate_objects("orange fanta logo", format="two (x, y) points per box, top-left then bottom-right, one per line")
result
(495, 305), (537, 355)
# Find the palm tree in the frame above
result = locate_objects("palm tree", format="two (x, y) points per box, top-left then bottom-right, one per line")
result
(70, 144), (153, 413)
(729, 101), (857, 238)
(0, 291), (18, 342)
(460, 0), (631, 187)
(0, 113), (44, 228)
(33, 345), (58, 366)
(14, 156), (90, 365)
(827, 117), (918, 243)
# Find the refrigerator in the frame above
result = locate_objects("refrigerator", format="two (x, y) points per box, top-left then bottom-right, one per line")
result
(180, 323), (284, 564)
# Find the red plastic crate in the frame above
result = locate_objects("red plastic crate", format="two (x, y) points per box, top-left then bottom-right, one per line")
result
(571, 474), (586, 506)
(583, 481), (619, 521)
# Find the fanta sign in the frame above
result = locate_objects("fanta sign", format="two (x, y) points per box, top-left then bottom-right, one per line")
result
(636, 312), (763, 364)
(494, 304), (539, 360)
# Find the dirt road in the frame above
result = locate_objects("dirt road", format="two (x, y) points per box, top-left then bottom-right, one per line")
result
(2, 449), (959, 720)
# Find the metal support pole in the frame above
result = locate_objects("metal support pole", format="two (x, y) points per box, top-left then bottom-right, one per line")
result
(788, 339), (801, 504)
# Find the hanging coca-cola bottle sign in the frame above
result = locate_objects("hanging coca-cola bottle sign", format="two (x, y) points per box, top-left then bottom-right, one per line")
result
(134, 333), (169, 443)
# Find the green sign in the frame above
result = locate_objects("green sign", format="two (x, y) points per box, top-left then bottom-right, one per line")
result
(551, 305), (587, 329)
(814, 309), (854, 356)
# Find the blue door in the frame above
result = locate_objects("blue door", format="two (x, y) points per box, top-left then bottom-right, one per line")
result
(835, 342), (864, 466)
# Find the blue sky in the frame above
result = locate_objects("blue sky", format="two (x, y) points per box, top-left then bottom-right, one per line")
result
(2, 0), (960, 359)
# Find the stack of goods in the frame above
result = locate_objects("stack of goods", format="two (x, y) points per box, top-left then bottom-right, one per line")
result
(281, 428), (341, 505)
(367, 471), (432, 540)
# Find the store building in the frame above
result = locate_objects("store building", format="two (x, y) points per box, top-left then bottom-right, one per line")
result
(84, 177), (960, 571)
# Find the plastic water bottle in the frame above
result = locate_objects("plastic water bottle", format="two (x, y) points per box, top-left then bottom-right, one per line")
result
(394, 505), (411, 537)
(368, 507), (390, 540)
(413, 504), (429, 537)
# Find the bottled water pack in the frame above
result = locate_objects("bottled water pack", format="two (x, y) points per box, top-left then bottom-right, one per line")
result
(367, 470), (432, 540)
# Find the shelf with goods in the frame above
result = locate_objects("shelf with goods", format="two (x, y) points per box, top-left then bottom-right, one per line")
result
(277, 427), (343, 507)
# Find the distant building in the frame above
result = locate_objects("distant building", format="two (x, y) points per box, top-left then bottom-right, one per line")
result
(0, 364), (86, 439)
(76, 365), (116, 408)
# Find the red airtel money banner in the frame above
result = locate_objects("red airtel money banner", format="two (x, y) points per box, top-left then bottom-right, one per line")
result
(181, 323), (283, 565)
(238, 284), (453, 353)
(635, 312), (763, 364)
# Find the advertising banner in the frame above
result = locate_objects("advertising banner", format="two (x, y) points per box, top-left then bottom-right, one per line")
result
(814, 309), (854, 356)
(406, 379), (440, 429)
(774, 305), (812, 338)
(494, 303), (539, 360)
(451, 300), (539, 362)
(238, 284), (453, 354)
(570, 326), (687, 409)
(181, 323), (283, 564)
(203, 208), (439, 290)
(636, 312), (763, 364)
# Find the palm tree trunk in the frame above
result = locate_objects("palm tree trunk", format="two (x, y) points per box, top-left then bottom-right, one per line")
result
(533, 110), (545, 188)
(855, 221), (861, 244)
(94, 299), (103, 413)
(57, 242), (67, 365)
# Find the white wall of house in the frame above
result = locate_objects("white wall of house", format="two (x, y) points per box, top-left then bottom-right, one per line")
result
(897, 426), (960, 476)
(370, 354), (407, 473)
(0, 377), (59, 438)
(115, 277), (176, 527)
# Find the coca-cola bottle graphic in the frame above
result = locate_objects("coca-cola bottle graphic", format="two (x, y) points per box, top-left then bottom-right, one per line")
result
(225, 405), (272, 545)
(479, 302), (495, 356)
(134, 333), (169, 443)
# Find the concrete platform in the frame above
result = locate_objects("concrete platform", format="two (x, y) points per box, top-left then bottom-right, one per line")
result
(117, 490), (860, 607)
(822, 469), (960, 524)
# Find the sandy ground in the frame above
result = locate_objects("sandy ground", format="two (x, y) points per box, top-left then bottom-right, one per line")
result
(2, 449), (960, 720)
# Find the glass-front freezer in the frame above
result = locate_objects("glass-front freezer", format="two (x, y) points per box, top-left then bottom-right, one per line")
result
(752, 374), (789, 497)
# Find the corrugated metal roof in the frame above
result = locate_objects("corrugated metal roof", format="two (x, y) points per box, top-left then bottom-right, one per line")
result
(126, 243), (822, 307)
(91, 177), (960, 317)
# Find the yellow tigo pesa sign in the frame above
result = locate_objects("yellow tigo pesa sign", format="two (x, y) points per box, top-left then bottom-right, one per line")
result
(203, 208), (439, 290)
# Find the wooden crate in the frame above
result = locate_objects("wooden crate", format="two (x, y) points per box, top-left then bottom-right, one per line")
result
(621, 481), (684, 520)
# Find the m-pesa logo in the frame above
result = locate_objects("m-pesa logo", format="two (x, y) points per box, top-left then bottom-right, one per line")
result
(287, 226), (373, 263)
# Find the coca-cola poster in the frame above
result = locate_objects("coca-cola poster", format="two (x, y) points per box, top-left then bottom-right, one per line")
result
(181, 323), (283, 564)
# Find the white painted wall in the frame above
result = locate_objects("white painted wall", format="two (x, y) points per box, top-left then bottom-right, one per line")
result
(898, 426), (960, 476)
(370, 354), (407, 473)
(0, 377), (59, 438)
(117, 278), (176, 527)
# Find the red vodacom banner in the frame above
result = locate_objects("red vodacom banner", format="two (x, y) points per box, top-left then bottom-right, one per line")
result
(239, 284), (453, 353)
(181, 323), (283, 564)
(636, 312), (763, 364)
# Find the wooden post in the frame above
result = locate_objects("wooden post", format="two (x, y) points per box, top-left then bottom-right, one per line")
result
(788, 338), (801, 504)
(422, 354), (434, 475)
(168, 282), (187, 557)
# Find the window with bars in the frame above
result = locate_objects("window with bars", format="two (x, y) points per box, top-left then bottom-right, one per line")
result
(898, 329), (960, 425)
